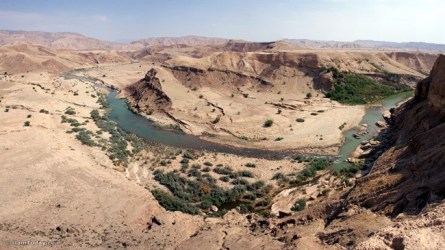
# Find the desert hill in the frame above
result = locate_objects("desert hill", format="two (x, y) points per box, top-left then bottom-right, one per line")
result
(0, 44), (129, 74)
(285, 39), (445, 52)
(0, 30), (120, 50)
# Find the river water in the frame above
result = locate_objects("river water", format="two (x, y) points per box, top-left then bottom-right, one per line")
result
(332, 91), (413, 170)
(64, 72), (413, 166)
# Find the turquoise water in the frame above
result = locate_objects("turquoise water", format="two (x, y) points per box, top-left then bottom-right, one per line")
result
(332, 91), (414, 170)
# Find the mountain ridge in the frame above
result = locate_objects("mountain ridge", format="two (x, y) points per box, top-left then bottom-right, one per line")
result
(1, 29), (445, 52)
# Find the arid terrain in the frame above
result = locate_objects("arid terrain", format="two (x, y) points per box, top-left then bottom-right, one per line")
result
(0, 30), (444, 249)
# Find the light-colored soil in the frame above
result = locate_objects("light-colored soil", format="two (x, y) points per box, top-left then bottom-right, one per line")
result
(0, 42), (442, 249)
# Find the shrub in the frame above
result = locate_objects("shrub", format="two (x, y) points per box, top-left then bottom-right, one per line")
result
(27, 114), (32, 118)
(238, 170), (254, 178)
(180, 158), (190, 164)
(183, 152), (195, 160)
(219, 176), (230, 182)
(39, 109), (49, 114)
(306, 92), (312, 99)
(245, 163), (256, 168)
(75, 130), (95, 146)
(275, 137), (284, 141)
(212, 116), (220, 124)
(151, 189), (200, 215)
(231, 178), (249, 185)
(243, 193), (257, 201)
(188, 168), (201, 177)
(97, 94), (108, 108)
(325, 69), (397, 104)
(296, 118), (305, 123)
(203, 161), (213, 167)
(291, 199), (306, 212)
(297, 158), (330, 181)
(213, 166), (233, 175)
(5, 108), (9, 112)
(202, 166), (211, 172)
(263, 119), (273, 127)
(272, 172), (284, 180)
(64, 107), (76, 115)
(24, 121), (30, 126)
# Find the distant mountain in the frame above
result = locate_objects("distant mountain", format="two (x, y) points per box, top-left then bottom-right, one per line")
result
(1, 30), (444, 52)
(0, 30), (120, 50)
(284, 39), (445, 52)
(124, 36), (228, 50)
(354, 40), (445, 52)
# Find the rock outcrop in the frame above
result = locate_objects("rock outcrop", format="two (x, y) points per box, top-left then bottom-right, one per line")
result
(125, 68), (172, 114)
(347, 54), (445, 216)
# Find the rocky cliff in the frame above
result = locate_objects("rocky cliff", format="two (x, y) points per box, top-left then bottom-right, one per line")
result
(125, 68), (172, 114)
(347, 54), (445, 216)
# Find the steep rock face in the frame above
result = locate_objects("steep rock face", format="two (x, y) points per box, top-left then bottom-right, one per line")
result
(162, 64), (273, 90)
(347, 55), (445, 216)
(125, 68), (172, 114)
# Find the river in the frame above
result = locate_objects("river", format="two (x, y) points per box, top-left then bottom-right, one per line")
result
(64, 72), (413, 166)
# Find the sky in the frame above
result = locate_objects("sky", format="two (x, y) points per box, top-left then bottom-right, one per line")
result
(0, 0), (444, 44)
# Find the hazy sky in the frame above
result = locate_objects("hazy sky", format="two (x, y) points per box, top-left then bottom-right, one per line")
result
(0, 0), (444, 43)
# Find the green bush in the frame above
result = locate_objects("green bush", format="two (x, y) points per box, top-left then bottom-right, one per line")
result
(263, 119), (273, 127)
(213, 166), (233, 175)
(75, 130), (95, 146)
(64, 107), (76, 115)
(238, 170), (254, 178)
(219, 176), (230, 182)
(306, 92), (312, 99)
(203, 161), (213, 166)
(291, 199), (306, 212)
(245, 163), (256, 168)
(296, 118), (305, 123)
(325, 69), (397, 104)
(151, 189), (200, 215)
(39, 109), (49, 114)
(24, 121), (30, 126)
(297, 158), (330, 181)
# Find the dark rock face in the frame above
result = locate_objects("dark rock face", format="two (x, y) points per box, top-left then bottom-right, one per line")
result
(347, 55), (445, 216)
(125, 68), (172, 114)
